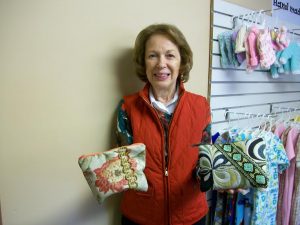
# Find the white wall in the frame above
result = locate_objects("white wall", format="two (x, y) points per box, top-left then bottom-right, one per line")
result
(0, 1), (211, 225)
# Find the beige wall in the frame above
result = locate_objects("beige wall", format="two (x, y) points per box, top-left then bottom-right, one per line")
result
(224, 0), (271, 10)
(0, 0), (268, 225)
(0, 1), (210, 225)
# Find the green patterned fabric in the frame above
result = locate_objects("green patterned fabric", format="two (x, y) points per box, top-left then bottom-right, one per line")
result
(197, 138), (268, 191)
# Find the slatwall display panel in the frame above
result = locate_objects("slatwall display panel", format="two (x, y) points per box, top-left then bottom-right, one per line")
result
(212, 83), (300, 95)
(211, 93), (300, 109)
(212, 41), (220, 54)
(212, 69), (300, 82)
(210, 0), (300, 133)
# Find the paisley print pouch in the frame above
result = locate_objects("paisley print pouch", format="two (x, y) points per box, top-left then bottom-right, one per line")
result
(197, 138), (268, 191)
(78, 143), (148, 203)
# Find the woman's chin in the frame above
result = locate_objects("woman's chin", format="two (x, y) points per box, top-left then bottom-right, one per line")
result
(151, 81), (174, 91)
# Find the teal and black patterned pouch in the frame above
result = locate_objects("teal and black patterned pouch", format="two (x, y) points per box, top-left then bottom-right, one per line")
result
(196, 138), (268, 191)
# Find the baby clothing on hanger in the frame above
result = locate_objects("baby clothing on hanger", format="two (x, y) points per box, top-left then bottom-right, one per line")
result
(276, 26), (290, 50)
(277, 127), (299, 225)
(213, 127), (289, 225)
(290, 135), (300, 225)
(271, 26), (290, 51)
(232, 30), (246, 64)
(235, 25), (247, 53)
(270, 50), (292, 78)
(279, 42), (300, 75)
(218, 31), (239, 68)
(257, 28), (276, 69)
(245, 26), (260, 72)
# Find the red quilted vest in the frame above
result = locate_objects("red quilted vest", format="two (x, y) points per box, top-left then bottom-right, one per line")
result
(121, 82), (210, 225)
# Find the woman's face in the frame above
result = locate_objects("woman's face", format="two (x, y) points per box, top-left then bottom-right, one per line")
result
(144, 34), (181, 92)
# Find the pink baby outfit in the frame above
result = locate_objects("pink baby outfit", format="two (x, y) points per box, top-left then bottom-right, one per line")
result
(257, 28), (276, 69)
(278, 127), (299, 225)
(274, 123), (287, 225)
(271, 26), (290, 51)
(245, 26), (260, 72)
(276, 26), (290, 50)
(290, 136), (300, 225)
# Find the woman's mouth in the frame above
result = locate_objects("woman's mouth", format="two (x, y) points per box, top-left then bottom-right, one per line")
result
(154, 72), (170, 80)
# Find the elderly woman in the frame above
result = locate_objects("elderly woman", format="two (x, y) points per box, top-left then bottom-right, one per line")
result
(116, 23), (211, 225)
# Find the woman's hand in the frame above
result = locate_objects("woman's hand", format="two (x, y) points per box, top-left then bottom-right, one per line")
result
(218, 188), (249, 194)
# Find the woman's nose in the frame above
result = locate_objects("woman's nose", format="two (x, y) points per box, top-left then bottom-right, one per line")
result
(157, 56), (166, 68)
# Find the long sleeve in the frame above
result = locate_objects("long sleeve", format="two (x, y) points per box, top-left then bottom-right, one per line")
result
(115, 99), (133, 146)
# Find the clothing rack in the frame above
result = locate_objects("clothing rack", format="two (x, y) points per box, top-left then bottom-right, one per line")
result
(225, 111), (276, 122)
(212, 100), (300, 124)
(232, 7), (282, 21)
(230, 7), (300, 37)
(272, 106), (300, 115)
(222, 107), (300, 123)
(209, 0), (300, 133)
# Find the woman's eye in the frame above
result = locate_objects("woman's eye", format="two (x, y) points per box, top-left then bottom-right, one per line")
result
(148, 54), (156, 58)
(167, 54), (175, 58)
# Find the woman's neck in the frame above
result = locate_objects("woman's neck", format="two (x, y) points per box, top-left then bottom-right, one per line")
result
(151, 85), (177, 105)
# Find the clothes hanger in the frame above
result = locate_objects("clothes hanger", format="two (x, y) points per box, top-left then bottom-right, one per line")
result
(254, 11), (259, 26)
(250, 11), (256, 27)
(261, 113), (268, 132)
(273, 14), (279, 33)
(223, 110), (232, 132)
(290, 108), (300, 129)
(260, 10), (266, 28)
(290, 29), (295, 43)
(232, 14), (241, 30)
(245, 11), (252, 29)
(266, 114), (275, 132)
(244, 12), (251, 29)
(285, 107), (294, 127)
(242, 112), (256, 138)
(236, 14), (244, 30)
(256, 113), (268, 135)
(257, 10), (266, 29)
(289, 108), (300, 128)
(275, 106), (286, 125)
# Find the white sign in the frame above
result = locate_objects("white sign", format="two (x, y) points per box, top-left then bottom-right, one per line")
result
(272, 0), (300, 26)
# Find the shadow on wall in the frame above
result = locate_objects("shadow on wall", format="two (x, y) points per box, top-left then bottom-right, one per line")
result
(66, 48), (144, 225)
(109, 47), (145, 147)
(32, 49), (143, 225)
(114, 48), (144, 97)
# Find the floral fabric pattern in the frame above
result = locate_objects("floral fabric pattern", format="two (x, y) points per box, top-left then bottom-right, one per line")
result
(78, 143), (148, 204)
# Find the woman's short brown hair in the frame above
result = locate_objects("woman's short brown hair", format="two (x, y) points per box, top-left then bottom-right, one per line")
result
(133, 23), (193, 83)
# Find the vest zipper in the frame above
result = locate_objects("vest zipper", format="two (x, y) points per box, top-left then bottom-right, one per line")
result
(165, 169), (168, 176)
(141, 96), (170, 225)
(165, 91), (184, 225)
(141, 90), (184, 225)
(141, 96), (167, 169)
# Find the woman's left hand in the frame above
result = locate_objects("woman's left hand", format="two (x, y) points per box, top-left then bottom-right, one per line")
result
(218, 188), (249, 194)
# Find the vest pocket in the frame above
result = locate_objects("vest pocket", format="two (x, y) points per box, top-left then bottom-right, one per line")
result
(135, 185), (154, 197)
